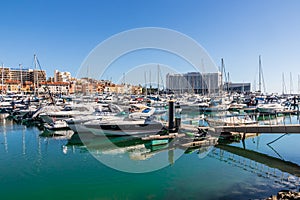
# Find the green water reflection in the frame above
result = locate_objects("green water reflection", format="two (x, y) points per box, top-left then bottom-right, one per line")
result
(0, 115), (300, 199)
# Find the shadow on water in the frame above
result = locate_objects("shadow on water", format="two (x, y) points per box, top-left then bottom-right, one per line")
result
(66, 131), (300, 185)
(3, 115), (300, 196)
(65, 132), (214, 162)
(65, 128), (300, 173)
(213, 144), (300, 191)
(216, 144), (300, 177)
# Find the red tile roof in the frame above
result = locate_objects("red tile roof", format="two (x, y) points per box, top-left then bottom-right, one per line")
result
(5, 80), (20, 84)
(40, 81), (69, 86)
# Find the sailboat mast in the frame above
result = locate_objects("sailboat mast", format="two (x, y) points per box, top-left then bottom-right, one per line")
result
(19, 64), (23, 94)
(221, 58), (229, 92)
(290, 72), (293, 95)
(123, 73), (125, 85)
(157, 65), (159, 95)
(149, 69), (151, 96)
(258, 55), (262, 93)
(1, 63), (4, 95)
(220, 59), (224, 94)
(87, 65), (89, 95)
(282, 72), (286, 95)
(144, 71), (147, 96)
(158, 66), (165, 92)
(123, 73), (128, 94)
(298, 74), (300, 95)
(33, 54), (39, 96)
(221, 58), (227, 94)
(227, 72), (230, 93)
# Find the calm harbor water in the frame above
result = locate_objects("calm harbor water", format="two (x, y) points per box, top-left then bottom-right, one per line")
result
(1, 115), (300, 200)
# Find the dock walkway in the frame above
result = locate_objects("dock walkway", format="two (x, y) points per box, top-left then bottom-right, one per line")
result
(214, 124), (300, 133)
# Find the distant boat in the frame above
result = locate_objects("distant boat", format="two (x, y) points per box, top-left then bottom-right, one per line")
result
(43, 103), (124, 131)
(205, 115), (258, 127)
(0, 101), (11, 108)
(228, 101), (247, 111)
(43, 119), (70, 131)
(127, 104), (156, 119)
(257, 103), (284, 114)
(256, 96), (285, 114)
(39, 104), (95, 124)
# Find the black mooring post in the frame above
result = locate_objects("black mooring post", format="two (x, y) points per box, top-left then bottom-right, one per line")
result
(168, 101), (174, 130)
(175, 103), (181, 129)
(175, 117), (181, 129)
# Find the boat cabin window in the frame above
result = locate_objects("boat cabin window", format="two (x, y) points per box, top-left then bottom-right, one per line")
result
(62, 106), (72, 111)
(142, 108), (151, 113)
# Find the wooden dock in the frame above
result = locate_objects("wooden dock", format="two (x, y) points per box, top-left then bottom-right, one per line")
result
(181, 124), (215, 133)
(214, 124), (300, 133)
(272, 109), (299, 115)
(179, 137), (218, 148)
(141, 133), (185, 140)
(141, 129), (218, 149)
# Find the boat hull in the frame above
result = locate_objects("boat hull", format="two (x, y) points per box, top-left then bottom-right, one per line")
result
(84, 122), (164, 136)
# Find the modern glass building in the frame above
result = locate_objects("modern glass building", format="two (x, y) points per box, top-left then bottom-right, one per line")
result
(166, 72), (222, 94)
(166, 72), (251, 94)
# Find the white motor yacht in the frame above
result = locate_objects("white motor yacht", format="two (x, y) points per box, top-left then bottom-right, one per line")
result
(79, 104), (163, 136)
(257, 97), (285, 114)
(205, 115), (258, 127)
(39, 104), (95, 124)
(83, 117), (164, 136)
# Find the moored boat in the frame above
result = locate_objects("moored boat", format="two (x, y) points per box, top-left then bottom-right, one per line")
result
(205, 115), (258, 127)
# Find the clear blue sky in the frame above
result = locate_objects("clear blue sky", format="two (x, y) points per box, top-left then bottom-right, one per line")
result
(1, 0), (300, 93)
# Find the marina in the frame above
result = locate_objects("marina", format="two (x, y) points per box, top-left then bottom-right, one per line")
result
(1, 91), (300, 199)
(1, 1), (300, 198)
(1, 112), (300, 199)
(2, 65), (299, 199)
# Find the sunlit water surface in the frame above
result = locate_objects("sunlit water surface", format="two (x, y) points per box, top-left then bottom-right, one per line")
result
(1, 114), (300, 199)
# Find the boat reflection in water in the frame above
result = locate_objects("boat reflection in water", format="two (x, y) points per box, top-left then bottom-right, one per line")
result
(67, 133), (174, 172)
(2, 116), (300, 198)
(40, 129), (75, 140)
(64, 129), (300, 188)
(25, 114), (300, 190)
(64, 131), (216, 172)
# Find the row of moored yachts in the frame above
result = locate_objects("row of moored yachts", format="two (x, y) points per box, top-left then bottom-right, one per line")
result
(0, 93), (299, 137)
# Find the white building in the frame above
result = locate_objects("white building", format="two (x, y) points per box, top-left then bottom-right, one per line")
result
(54, 70), (71, 82)
(39, 82), (70, 95)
